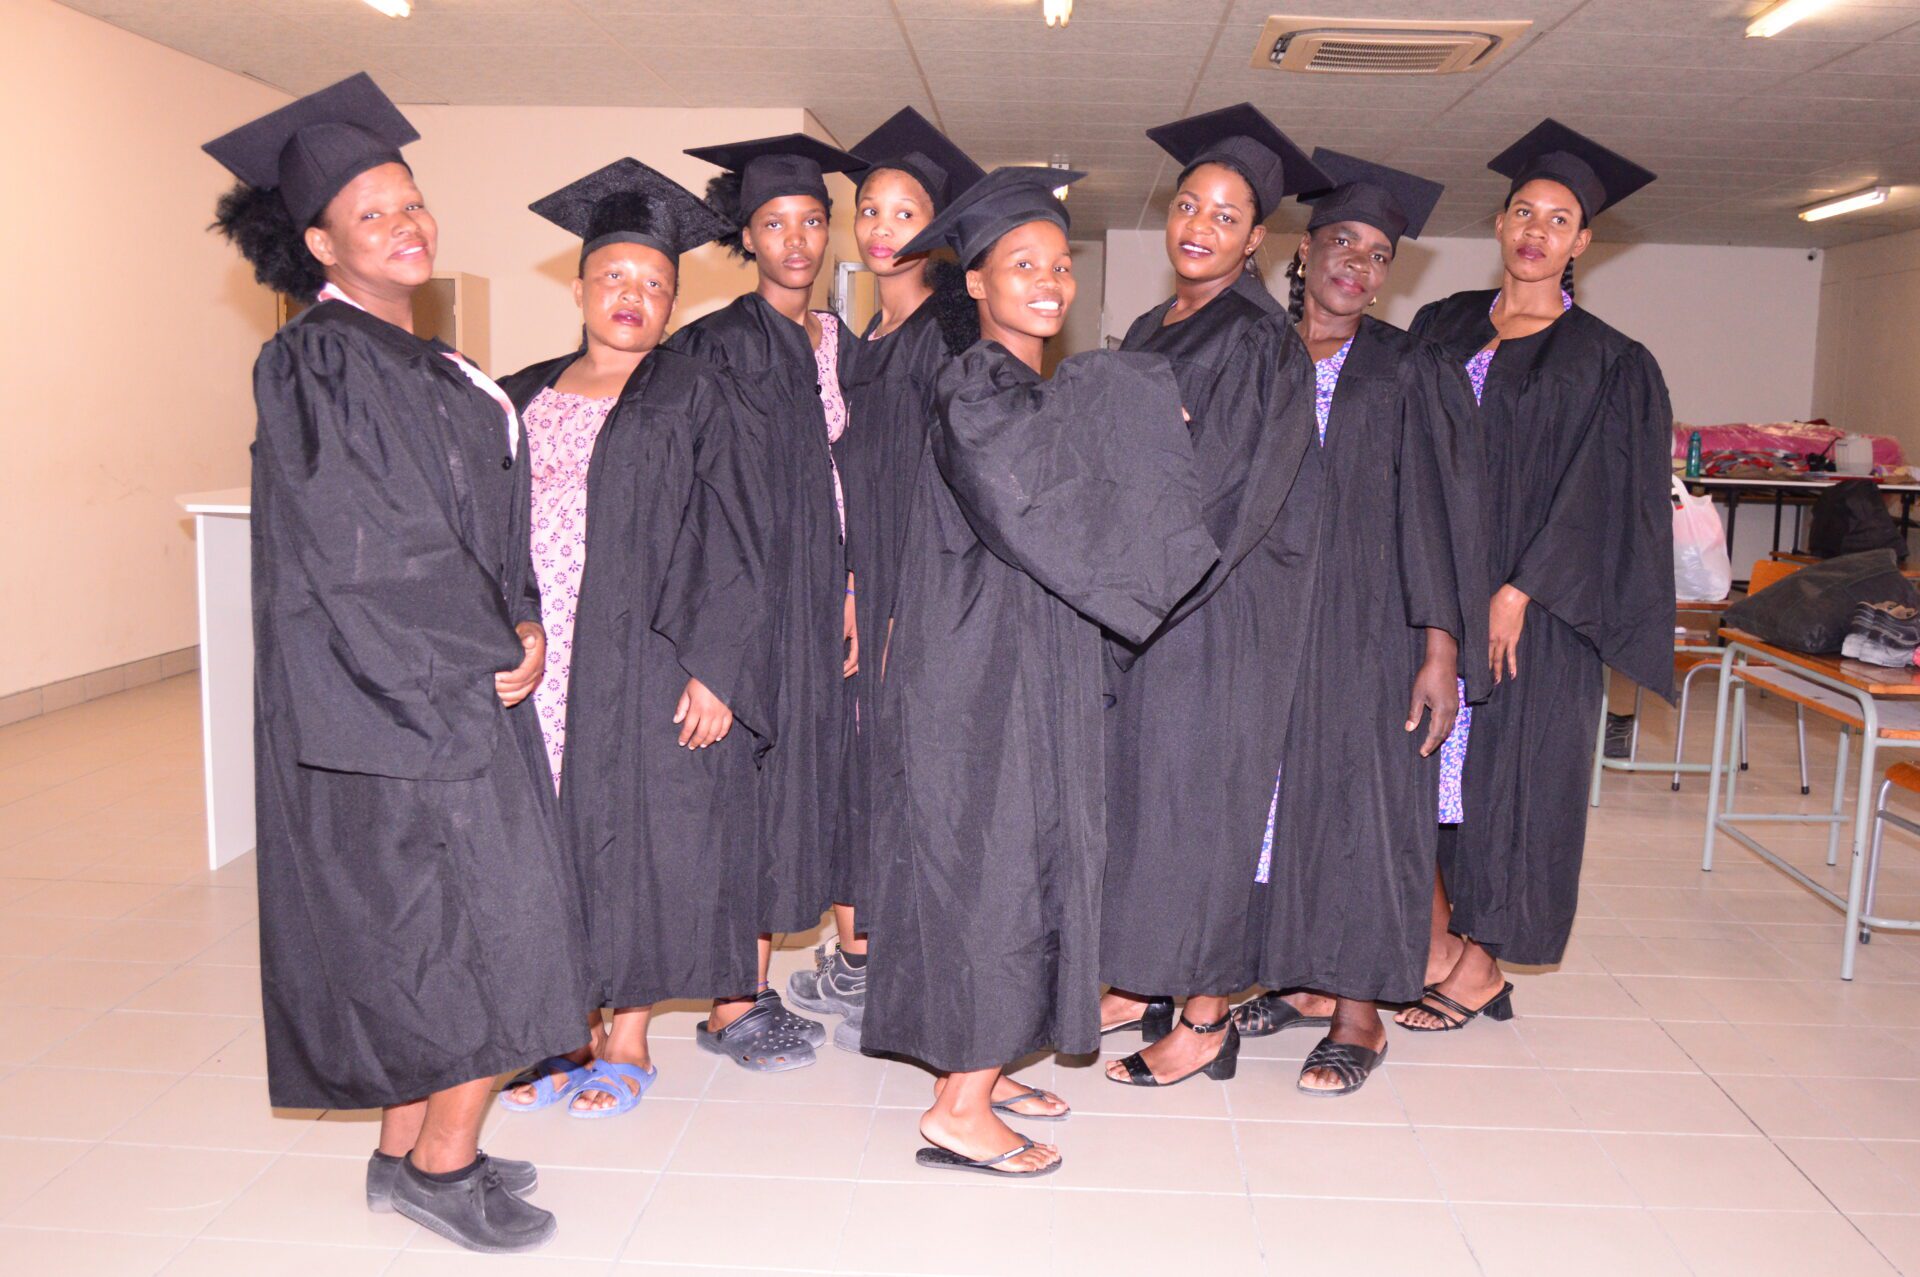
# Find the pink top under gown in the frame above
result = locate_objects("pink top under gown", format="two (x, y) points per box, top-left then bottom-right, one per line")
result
(525, 386), (617, 790)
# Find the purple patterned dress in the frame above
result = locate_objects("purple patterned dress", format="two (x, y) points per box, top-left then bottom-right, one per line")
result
(525, 387), (616, 790)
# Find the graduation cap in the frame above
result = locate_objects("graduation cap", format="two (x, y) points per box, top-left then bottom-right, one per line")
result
(530, 157), (733, 269)
(1302, 148), (1445, 246)
(897, 166), (1084, 267)
(683, 133), (863, 221)
(1145, 102), (1328, 222)
(848, 107), (987, 211)
(1487, 118), (1656, 223)
(202, 72), (419, 227)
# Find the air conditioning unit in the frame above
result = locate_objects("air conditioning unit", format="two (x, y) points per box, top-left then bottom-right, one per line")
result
(1250, 16), (1532, 75)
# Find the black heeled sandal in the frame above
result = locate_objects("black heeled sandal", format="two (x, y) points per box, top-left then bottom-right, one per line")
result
(1101, 994), (1175, 1043)
(1397, 982), (1515, 1032)
(1107, 1011), (1239, 1087)
(1232, 991), (1332, 1039)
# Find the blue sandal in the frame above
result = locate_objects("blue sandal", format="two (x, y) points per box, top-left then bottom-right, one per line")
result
(566, 1060), (657, 1120)
(496, 1055), (593, 1112)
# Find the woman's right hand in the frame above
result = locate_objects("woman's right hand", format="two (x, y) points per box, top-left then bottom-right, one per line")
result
(674, 677), (733, 748)
(1488, 585), (1530, 683)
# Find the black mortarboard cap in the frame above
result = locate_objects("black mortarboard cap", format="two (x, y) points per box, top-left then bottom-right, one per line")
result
(1145, 102), (1328, 222)
(1302, 148), (1445, 246)
(848, 107), (987, 211)
(530, 158), (733, 268)
(1487, 118), (1655, 222)
(684, 133), (863, 221)
(897, 166), (1083, 266)
(202, 72), (419, 227)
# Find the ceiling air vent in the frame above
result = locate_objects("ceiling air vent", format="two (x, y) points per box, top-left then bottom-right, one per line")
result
(1251, 16), (1532, 75)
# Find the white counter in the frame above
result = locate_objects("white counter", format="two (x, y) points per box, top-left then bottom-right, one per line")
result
(178, 488), (252, 869)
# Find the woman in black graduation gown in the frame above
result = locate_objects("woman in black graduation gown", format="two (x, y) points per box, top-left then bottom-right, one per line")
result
(1398, 120), (1675, 1031)
(786, 108), (983, 1051)
(1228, 152), (1489, 1097)
(862, 169), (1219, 1178)
(665, 133), (863, 1070)
(1096, 104), (1327, 1081)
(492, 160), (769, 1115)
(205, 74), (585, 1253)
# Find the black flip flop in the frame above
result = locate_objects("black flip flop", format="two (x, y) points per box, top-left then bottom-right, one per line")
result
(1296, 1036), (1388, 1097)
(1232, 991), (1332, 1039)
(991, 1085), (1071, 1122)
(915, 1136), (1061, 1179)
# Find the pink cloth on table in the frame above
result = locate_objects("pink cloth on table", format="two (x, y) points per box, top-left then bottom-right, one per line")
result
(1673, 420), (1903, 472)
(524, 387), (615, 790)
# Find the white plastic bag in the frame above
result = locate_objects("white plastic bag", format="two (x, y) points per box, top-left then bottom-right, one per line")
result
(1673, 475), (1732, 602)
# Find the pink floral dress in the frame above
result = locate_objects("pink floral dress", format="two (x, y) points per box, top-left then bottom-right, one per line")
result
(525, 387), (617, 790)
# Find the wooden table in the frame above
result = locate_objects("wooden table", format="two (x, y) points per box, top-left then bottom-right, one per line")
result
(1701, 626), (1920, 978)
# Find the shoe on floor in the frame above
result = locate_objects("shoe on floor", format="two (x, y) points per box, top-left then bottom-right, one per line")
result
(832, 1013), (864, 1054)
(787, 941), (868, 1020)
(1603, 712), (1635, 760)
(756, 987), (827, 1047)
(389, 1155), (556, 1254)
(367, 1149), (536, 1213)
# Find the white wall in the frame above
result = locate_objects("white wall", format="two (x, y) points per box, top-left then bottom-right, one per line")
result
(1814, 226), (1920, 459)
(1104, 229), (1823, 427)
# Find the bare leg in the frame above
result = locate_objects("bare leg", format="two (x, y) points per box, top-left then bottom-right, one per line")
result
(571, 1005), (653, 1114)
(1104, 992), (1232, 1083)
(378, 1099), (425, 1158)
(1395, 937), (1504, 1029)
(408, 1077), (495, 1173)
(922, 1067), (1060, 1174)
(709, 934), (774, 1031)
(1098, 986), (1151, 1032)
(1421, 866), (1463, 985)
(1298, 997), (1387, 1092)
(832, 903), (867, 957)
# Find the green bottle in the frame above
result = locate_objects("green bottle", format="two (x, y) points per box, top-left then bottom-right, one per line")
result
(1686, 429), (1703, 479)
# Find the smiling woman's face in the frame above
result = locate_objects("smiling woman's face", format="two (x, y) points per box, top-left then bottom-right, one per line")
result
(1495, 177), (1590, 284)
(575, 241), (676, 355)
(967, 219), (1076, 344)
(1298, 220), (1394, 321)
(1164, 162), (1264, 284)
(305, 162), (437, 295)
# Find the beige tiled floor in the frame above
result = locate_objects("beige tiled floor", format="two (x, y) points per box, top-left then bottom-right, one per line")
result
(5, 674), (1920, 1274)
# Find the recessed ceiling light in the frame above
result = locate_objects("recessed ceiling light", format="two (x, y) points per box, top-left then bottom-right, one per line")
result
(1747, 0), (1834, 39)
(362, 0), (411, 17)
(1799, 185), (1889, 222)
(1044, 0), (1072, 29)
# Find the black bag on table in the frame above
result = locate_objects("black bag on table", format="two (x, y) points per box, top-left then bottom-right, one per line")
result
(1724, 548), (1919, 654)
(1809, 478), (1907, 562)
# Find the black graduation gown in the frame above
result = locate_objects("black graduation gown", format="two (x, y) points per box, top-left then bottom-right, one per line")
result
(1099, 279), (1322, 996)
(501, 348), (770, 1008)
(1257, 318), (1491, 1004)
(250, 300), (588, 1110)
(1411, 291), (1675, 965)
(664, 295), (851, 934)
(863, 342), (1220, 1074)
(832, 302), (953, 915)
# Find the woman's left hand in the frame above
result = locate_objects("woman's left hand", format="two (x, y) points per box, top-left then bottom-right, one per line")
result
(844, 575), (859, 678)
(495, 622), (545, 707)
(1406, 628), (1460, 757)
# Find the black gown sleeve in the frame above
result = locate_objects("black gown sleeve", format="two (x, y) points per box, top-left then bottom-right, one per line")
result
(1507, 342), (1676, 700)
(933, 348), (1220, 644)
(1397, 343), (1494, 703)
(252, 324), (518, 780)
(652, 369), (774, 736)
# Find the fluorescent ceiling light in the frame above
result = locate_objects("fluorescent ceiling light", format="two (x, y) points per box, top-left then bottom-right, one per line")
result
(1799, 186), (1889, 222)
(363, 0), (411, 17)
(1044, 0), (1071, 29)
(1747, 0), (1834, 39)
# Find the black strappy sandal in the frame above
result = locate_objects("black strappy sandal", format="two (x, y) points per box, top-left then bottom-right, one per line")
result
(1101, 994), (1175, 1043)
(1397, 982), (1515, 1033)
(1296, 1036), (1388, 1097)
(1232, 991), (1333, 1039)
(1107, 1011), (1240, 1087)
(916, 1135), (1061, 1179)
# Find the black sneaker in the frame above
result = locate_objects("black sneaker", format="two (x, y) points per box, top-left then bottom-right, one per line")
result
(1603, 713), (1635, 760)
(367, 1149), (536, 1213)
(390, 1155), (557, 1254)
(1851, 600), (1920, 648)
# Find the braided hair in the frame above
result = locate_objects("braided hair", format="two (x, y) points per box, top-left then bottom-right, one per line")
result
(1285, 248), (1306, 324)
(1560, 257), (1576, 301)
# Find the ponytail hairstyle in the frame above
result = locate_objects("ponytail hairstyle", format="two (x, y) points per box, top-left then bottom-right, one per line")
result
(1285, 248), (1306, 324)
(926, 257), (980, 355)
(211, 181), (327, 302)
(1560, 256), (1576, 301)
(704, 170), (833, 264)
